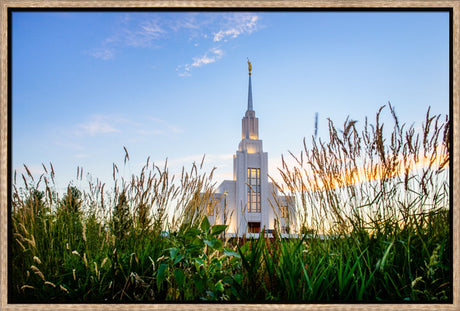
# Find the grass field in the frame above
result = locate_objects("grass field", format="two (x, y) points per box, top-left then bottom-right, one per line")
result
(10, 105), (451, 302)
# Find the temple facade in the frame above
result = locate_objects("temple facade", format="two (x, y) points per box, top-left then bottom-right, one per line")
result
(206, 61), (296, 237)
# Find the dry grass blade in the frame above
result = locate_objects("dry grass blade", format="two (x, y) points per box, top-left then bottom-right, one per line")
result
(23, 164), (34, 181)
(123, 146), (130, 165)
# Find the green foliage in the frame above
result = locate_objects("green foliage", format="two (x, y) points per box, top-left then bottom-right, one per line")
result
(153, 217), (237, 301)
(111, 190), (132, 245)
(11, 105), (451, 302)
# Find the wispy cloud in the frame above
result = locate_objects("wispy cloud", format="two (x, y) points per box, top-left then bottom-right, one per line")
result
(88, 14), (167, 60)
(75, 114), (182, 139)
(213, 14), (259, 42)
(89, 13), (208, 60)
(176, 66), (191, 77)
(50, 114), (183, 164)
(86, 47), (115, 60)
(178, 47), (224, 77)
(87, 13), (260, 75)
(192, 47), (223, 67)
(167, 13), (211, 32)
(78, 116), (119, 136)
(122, 19), (166, 48)
(177, 13), (260, 76)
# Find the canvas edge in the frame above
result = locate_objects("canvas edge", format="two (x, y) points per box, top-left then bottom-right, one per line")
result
(0, 1), (458, 311)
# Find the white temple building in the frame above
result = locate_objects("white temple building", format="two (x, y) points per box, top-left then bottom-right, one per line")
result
(206, 61), (296, 237)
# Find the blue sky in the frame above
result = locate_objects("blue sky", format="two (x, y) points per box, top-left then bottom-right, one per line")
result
(12, 11), (449, 192)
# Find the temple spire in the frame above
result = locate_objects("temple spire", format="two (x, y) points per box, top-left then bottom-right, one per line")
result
(241, 59), (258, 140)
(247, 58), (253, 111)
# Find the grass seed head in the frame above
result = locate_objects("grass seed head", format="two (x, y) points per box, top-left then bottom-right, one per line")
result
(21, 285), (34, 291)
(33, 256), (42, 265)
(24, 238), (36, 249)
(101, 257), (108, 269)
(30, 265), (45, 281)
(82, 222), (86, 242)
(15, 239), (26, 251)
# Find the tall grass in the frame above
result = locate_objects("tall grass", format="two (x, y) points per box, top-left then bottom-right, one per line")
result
(269, 104), (450, 301)
(10, 104), (450, 302)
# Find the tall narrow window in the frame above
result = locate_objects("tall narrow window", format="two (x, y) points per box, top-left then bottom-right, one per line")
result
(247, 168), (261, 213)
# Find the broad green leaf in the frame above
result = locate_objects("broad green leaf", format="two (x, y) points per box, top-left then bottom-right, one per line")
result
(211, 225), (227, 236)
(156, 263), (168, 290)
(215, 280), (224, 292)
(224, 248), (240, 258)
(174, 254), (185, 266)
(192, 237), (203, 247)
(174, 269), (185, 288)
(204, 238), (223, 250)
(168, 248), (179, 261)
(200, 217), (210, 232)
(233, 273), (243, 284)
(204, 239), (215, 248)
(222, 275), (233, 285)
(185, 228), (201, 238)
(194, 276), (205, 292)
(195, 258), (205, 266)
(214, 239), (223, 250)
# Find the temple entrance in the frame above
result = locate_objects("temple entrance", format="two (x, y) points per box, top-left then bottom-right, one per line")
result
(248, 222), (261, 233)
